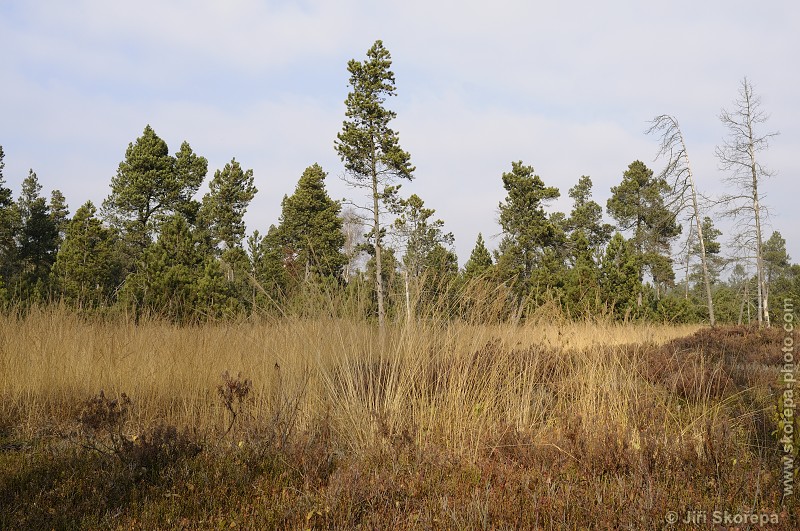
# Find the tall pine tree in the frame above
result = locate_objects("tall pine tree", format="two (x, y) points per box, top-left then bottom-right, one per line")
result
(335, 40), (414, 328)
(49, 190), (70, 243)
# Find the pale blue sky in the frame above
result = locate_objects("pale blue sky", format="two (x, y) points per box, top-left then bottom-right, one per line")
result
(1, 0), (798, 270)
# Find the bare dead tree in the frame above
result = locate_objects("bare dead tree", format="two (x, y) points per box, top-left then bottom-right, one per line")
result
(715, 77), (778, 327)
(647, 115), (716, 326)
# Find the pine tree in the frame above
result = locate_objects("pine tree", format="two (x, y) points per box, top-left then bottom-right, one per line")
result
(120, 214), (204, 319)
(600, 233), (642, 318)
(103, 125), (207, 250)
(463, 233), (493, 280)
(688, 216), (724, 287)
(195, 247), (250, 318)
(494, 161), (561, 298)
(173, 141), (209, 223)
(51, 201), (120, 306)
(335, 40), (414, 328)
(199, 158), (257, 251)
(49, 190), (70, 243)
(391, 194), (457, 317)
(607, 160), (681, 301)
(566, 176), (612, 250)
(275, 163), (345, 282)
(249, 226), (290, 310)
(420, 243), (458, 307)
(563, 231), (601, 318)
(762, 233), (798, 323)
(392, 194), (454, 279)
(763, 231), (790, 303)
(16, 170), (59, 298)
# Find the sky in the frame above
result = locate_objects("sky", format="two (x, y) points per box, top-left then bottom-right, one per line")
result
(1, 0), (798, 271)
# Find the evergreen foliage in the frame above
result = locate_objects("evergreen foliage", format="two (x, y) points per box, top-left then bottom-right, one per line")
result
(0, 146), (19, 295)
(393, 194), (454, 280)
(49, 190), (70, 243)
(248, 227), (292, 313)
(103, 125), (207, 250)
(600, 233), (642, 318)
(199, 158), (257, 251)
(494, 161), (561, 298)
(275, 164), (345, 282)
(688, 217), (724, 286)
(0, 66), (794, 327)
(16, 170), (60, 298)
(607, 160), (681, 294)
(462, 233), (493, 280)
(566, 176), (613, 250)
(119, 214), (204, 320)
(563, 231), (601, 318)
(52, 201), (120, 306)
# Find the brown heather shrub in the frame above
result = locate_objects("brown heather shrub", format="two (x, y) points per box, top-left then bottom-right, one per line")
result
(643, 343), (735, 401)
(77, 389), (132, 457)
(77, 390), (201, 476)
(124, 422), (202, 472)
(668, 325), (787, 365)
(216, 370), (252, 437)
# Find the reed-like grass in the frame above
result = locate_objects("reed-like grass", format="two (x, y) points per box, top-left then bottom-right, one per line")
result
(2, 306), (795, 528)
(0, 305), (697, 451)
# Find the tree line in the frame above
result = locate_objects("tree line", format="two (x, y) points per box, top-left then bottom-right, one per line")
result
(0, 41), (797, 325)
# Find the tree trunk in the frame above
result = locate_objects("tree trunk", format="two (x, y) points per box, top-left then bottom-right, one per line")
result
(752, 150), (767, 327)
(683, 222), (692, 299)
(678, 131), (715, 326)
(650, 116), (717, 325)
(372, 172), (385, 329)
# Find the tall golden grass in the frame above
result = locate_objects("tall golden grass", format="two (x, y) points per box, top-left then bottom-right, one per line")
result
(0, 304), (700, 461)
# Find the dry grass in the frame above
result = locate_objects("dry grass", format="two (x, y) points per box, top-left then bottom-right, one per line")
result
(0, 306), (697, 446)
(0, 307), (796, 528)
